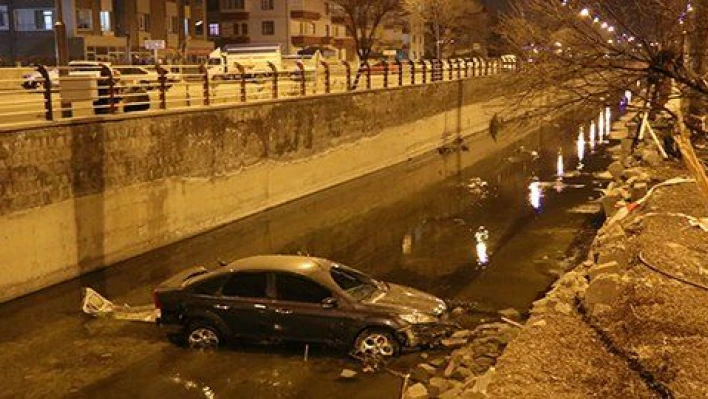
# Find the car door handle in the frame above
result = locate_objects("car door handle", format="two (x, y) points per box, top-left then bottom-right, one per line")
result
(274, 308), (293, 315)
(213, 304), (230, 310)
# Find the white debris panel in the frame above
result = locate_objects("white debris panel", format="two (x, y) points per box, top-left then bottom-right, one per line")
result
(81, 287), (159, 323)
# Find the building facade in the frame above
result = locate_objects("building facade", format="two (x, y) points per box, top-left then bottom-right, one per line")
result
(207, 0), (355, 60)
(206, 0), (423, 61)
(0, 0), (214, 65)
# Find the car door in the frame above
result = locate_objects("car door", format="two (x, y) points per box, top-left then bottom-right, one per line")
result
(214, 272), (274, 340)
(271, 272), (354, 344)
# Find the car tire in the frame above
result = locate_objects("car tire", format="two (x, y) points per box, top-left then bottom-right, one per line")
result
(352, 328), (400, 359)
(186, 320), (223, 350)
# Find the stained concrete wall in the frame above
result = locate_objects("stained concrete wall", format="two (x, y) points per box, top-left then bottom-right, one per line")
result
(0, 76), (521, 303)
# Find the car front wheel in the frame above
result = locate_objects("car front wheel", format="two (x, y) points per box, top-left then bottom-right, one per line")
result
(353, 328), (400, 359)
(186, 321), (223, 350)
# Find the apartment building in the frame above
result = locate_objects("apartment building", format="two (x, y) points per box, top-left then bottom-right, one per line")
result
(0, 0), (213, 65)
(207, 0), (354, 60)
(206, 0), (424, 61)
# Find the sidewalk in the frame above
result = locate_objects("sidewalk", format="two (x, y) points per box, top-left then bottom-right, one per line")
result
(483, 112), (708, 398)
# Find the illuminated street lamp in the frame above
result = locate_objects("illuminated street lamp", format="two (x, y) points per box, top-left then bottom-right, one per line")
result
(579, 8), (590, 17)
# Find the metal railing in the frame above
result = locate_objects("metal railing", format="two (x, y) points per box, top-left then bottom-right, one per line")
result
(0, 57), (520, 129)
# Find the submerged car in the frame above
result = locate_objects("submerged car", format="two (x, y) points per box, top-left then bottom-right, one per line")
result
(155, 255), (449, 358)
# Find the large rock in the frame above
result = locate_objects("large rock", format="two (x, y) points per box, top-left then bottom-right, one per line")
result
(631, 182), (648, 202)
(404, 383), (429, 399)
(641, 149), (664, 166)
(584, 274), (624, 310)
(588, 261), (621, 280)
(608, 161), (625, 180)
(601, 194), (623, 217)
(412, 363), (437, 383)
(428, 377), (452, 397)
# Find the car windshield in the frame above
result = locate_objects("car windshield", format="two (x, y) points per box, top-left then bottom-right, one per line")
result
(330, 264), (382, 301)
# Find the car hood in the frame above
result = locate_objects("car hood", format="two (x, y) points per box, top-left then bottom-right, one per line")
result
(363, 283), (446, 316)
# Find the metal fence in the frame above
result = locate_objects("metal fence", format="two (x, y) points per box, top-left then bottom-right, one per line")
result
(0, 57), (520, 129)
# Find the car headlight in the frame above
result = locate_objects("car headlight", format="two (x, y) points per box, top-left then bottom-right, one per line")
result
(399, 312), (438, 325)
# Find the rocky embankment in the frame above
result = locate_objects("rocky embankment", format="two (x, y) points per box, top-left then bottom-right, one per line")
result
(403, 111), (708, 398)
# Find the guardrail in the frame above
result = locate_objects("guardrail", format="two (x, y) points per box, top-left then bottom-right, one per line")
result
(0, 57), (520, 129)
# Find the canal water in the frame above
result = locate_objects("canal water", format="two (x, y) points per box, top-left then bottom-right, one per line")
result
(0, 109), (616, 398)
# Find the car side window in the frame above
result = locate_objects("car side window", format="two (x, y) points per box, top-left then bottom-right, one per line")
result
(222, 272), (268, 298)
(275, 273), (331, 304)
(190, 276), (227, 296)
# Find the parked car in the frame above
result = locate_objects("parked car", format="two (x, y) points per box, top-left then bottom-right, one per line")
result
(155, 255), (450, 358)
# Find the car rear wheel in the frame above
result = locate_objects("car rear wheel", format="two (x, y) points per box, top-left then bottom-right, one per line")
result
(353, 328), (400, 359)
(186, 321), (223, 350)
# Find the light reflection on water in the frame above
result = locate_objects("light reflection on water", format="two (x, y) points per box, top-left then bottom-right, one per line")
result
(605, 106), (612, 137)
(577, 127), (585, 165)
(589, 121), (597, 150)
(556, 151), (564, 178)
(598, 112), (605, 144)
(475, 227), (490, 266)
(529, 179), (543, 211)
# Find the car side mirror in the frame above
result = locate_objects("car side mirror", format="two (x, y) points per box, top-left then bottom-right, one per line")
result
(322, 297), (338, 309)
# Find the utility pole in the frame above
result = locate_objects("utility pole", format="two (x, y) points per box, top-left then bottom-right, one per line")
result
(54, 0), (70, 66)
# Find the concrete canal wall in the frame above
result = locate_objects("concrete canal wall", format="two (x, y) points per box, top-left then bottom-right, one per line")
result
(0, 75), (530, 303)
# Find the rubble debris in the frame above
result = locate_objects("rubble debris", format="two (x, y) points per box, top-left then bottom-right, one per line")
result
(81, 288), (158, 323)
(404, 383), (429, 399)
(339, 369), (358, 379)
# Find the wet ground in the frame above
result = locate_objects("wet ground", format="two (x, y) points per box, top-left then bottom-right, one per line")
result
(0, 113), (614, 399)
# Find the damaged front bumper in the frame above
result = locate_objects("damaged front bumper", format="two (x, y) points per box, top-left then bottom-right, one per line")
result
(398, 321), (458, 348)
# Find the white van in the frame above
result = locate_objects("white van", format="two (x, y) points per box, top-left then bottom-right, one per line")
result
(207, 44), (282, 80)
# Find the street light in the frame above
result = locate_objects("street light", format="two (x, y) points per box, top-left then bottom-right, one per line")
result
(579, 8), (590, 17)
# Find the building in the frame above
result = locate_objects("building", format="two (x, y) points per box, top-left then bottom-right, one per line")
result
(0, 0), (214, 66)
(207, 0), (355, 60)
(377, 12), (425, 61)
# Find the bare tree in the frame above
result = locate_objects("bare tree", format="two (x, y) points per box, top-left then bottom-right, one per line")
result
(331, 0), (401, 63)
(499, 0), (708, 203)
(404, 0), (486, 58)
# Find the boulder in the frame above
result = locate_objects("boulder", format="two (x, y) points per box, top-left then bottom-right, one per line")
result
(441, 338), (468, 349)
(412, 363), (437, 383)
(588, 261), (621, 280)
(451, 367), (473, 381)
(601, 194), (622, 217)
(631, 182), (648, 202)
(451, 329), (473, 339)
(608, 161), (625, 180)
(471, 367), (496, 394)
(427, 377), (451, 398)
(584, 274), (624, 310)
(641, 149), (664, 166)
(439, 387), (463, 399)
(404, 383), (430, 399)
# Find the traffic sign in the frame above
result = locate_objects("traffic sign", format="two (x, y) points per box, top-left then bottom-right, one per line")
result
(144, 40), (166, 50)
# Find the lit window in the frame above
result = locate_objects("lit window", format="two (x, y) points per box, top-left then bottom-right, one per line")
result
(13, 9), (54, 31)
(0, 6), (9, 31)
(76, 8), (93, 30)
(209, 23), (220, 36)
(100, 10), (111, 32)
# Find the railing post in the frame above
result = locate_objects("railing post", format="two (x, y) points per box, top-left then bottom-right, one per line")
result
(485, 59), (490, 76)
(37, 65), (54, 121)
(365, 61), (371, 90)
(156, 64), (167, 110)
(234, 62), (247, 102)
(320, 61), (331, 94)
(456, 59), (462, 79)
(200, 63), (210, 106)
(395, 59), (403, 87)
(101, 64), (117, 114)
(296, 61), (306, 96)
(341, 60), (352, 91)
(463, 59), (469, 78)
(408, 59), (416, 85)
(383, 61), (389, 88)
(420, 60), (427, 84)
(267, 61), (278, 99)
(447, 59), (454, 81)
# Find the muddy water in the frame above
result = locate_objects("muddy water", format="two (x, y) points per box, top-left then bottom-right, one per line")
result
(0, 110), (615, 399)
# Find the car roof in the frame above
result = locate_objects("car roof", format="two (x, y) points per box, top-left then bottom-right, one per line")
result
(224, 255), (333, 276)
